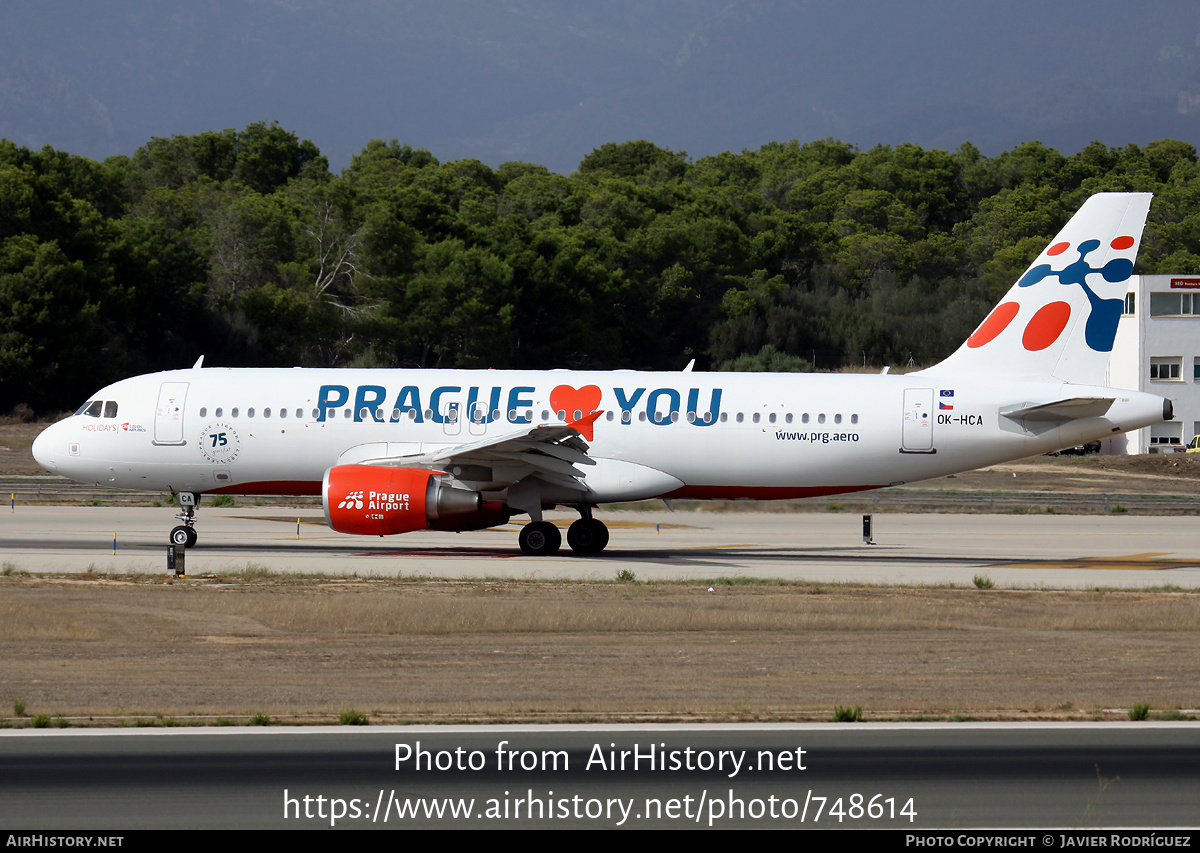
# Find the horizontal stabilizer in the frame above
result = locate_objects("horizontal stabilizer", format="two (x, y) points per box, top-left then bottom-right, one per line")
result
(1000, 397), (1115, 422)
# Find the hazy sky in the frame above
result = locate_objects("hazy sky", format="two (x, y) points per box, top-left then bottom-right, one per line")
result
(4, 0), (1200, 172)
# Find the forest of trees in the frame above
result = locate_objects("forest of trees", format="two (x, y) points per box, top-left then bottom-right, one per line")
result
(4, 122), (1200, 413)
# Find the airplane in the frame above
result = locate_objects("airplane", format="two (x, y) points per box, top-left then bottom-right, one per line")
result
(31, 192), (1171, 556)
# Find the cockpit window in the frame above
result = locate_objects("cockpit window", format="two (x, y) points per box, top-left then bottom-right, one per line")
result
(103, 401), (118, 418)
(77, 400), (103, 417)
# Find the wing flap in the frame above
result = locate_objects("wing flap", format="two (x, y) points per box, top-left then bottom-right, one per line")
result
(345, 422), (597, 491)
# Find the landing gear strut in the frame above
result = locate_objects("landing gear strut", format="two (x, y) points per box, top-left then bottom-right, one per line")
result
(170, 492), (199, 549)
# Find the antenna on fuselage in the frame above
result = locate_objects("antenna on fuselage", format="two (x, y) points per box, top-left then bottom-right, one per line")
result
(191, 355), (205, 369)
(682, 359), (695, 372)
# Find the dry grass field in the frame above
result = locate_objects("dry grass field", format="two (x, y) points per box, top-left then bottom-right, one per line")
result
(1, 573), (1198, 725)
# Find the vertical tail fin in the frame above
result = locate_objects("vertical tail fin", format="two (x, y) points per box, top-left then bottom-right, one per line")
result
(923, 192), (1151, 384)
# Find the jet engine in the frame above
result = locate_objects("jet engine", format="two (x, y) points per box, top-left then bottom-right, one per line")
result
(323, 464), (494, 535)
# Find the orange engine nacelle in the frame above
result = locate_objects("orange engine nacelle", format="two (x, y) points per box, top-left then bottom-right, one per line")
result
(323, 465), (488, 536)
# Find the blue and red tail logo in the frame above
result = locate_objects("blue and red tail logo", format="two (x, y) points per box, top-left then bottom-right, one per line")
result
(967, 237), (1134, 353)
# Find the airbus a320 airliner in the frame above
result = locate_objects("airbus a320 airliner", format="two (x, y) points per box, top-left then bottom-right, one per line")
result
(33, 193), (1171, 555)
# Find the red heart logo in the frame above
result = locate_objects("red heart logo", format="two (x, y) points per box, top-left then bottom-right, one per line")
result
(550, 384), (602, 440)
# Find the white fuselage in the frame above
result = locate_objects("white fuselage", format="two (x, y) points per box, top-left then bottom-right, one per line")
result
(32, 366), (1169, 506)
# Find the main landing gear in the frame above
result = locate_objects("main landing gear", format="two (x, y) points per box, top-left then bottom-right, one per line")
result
(169, 491), (199, 549)
(518, 521), (560, 556)
(567, 517), (609, 554)
(518, 509), (609, 556)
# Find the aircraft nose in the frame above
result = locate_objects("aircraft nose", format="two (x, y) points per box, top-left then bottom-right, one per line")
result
(31, 423), (60, 473)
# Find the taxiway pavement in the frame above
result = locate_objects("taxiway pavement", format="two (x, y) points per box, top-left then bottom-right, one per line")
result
(3, 506), (1199, 587)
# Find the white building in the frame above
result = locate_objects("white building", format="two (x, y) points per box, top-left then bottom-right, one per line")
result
(1106, 274), (1200, 454)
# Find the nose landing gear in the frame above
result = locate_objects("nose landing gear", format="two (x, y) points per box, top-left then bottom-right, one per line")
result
(169, 492), (199, 548)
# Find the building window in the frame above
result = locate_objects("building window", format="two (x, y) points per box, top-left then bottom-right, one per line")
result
(1124, 292), (1136, 315)
(1150, 292), (1200, 316)
(1150, 423), (1183, 446)
(1150, 357), (1182, 380)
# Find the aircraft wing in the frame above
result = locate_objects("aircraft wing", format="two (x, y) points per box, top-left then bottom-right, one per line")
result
(353, 412), (600, 491)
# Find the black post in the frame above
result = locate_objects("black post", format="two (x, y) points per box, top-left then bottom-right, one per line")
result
(168, 544), (185, 576)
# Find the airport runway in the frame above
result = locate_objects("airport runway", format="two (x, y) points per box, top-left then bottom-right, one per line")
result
(3, 506), (1200, 587)
(3, 723), (1199, 829)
